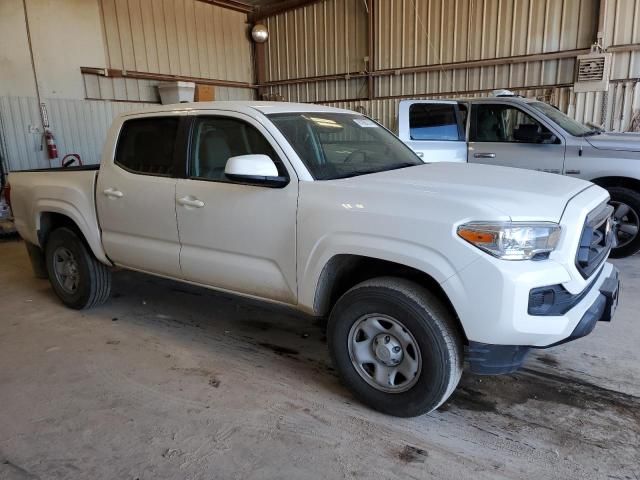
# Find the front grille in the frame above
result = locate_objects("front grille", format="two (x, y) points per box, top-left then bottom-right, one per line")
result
(576, 203), (614, 278)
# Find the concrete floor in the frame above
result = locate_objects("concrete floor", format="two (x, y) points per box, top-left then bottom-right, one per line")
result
(0, 239), (639, 480)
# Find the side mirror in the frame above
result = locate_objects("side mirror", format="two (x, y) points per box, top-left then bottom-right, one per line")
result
(224, 154), (289, 188)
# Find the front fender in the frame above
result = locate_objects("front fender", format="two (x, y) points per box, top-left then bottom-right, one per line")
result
(298, 231), (470, 312)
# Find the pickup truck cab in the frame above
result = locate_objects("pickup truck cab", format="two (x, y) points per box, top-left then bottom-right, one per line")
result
(9, 101), (619, 417)
(398, 94), (640, 258)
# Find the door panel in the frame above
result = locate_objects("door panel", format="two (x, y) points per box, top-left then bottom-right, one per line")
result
(175, 113), (298, 303)
(468, 103), (565, 173)
(96, 116), (182, 276)
(398, 100), (467, 163)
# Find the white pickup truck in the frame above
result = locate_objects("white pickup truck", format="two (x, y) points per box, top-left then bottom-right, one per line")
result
(8, 101), (619, 417)
(398, 93), (640, 258)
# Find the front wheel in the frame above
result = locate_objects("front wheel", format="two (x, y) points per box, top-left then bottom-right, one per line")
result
(45, 227), (111, 309)
(608, 187), (640, 258)
(328, 277), (463, 417)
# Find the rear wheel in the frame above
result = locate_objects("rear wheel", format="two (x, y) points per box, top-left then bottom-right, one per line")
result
(328, 277), (463, 417)
(45, 227), (111, 309)
(608, 187), (640, 258)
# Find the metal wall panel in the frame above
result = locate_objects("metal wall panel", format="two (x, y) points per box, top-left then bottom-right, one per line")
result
(376, 0), (597, 68)
(264, 0), (368, 81)
(606, 0), (640, 79)
(100, 0), (252, 81)
(374, 0), (598, 96)
(214, 87), (257, 100)
(264, 78), (367, 102)
(261, 0), (640, 132)
(82, 74), (256, 102)
(0, 97), (44, 171)
(0, 97), (155, 171)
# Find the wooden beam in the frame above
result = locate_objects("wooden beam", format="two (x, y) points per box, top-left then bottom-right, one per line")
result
(250, 0), (324, 21)
(259, 71), (368, 87)
(371, 48), (592, 77)
(81, 67), (257, 89)
(196, 0), (253, 14)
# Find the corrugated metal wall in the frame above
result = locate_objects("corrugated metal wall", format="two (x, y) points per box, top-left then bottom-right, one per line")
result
(0, 97), (156, 171)
(1, 0), (257, 172)
(262, 0), (640, 132)
(84, 0), (255, 102)
(264, 0), (368, 102)
(265, 0), (367, 80)
(263, 0), (598, 100)
(607, 0), (640, 79)
(374, 0), (596, 97)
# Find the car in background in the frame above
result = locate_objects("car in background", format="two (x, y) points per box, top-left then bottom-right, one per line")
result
(397, 92), (640, 257)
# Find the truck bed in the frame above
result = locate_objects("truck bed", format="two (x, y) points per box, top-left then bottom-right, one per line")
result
(15, 165), (100, 173)
(9, 168), (109, 264)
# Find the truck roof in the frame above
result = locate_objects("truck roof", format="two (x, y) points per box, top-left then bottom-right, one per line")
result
(399, 96), (539, 105)
(118, 101), (354, 118)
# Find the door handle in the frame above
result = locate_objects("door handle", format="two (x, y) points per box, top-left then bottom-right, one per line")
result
(103, 188), (123, 198)
(177, 196), (205, 208)
(474, 153), (496, 159)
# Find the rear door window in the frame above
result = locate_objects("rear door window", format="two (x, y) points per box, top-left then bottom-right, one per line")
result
(115, 117), (179, 176)
(409, 103), (462, 141)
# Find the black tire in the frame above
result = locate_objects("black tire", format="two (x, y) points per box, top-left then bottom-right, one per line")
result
(608, 187), (640, 258)
(45, 227), (111, 309)
(328, 277), (463, 417)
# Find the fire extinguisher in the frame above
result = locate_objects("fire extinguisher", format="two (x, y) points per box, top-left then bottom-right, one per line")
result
(44, 128), (58, 160)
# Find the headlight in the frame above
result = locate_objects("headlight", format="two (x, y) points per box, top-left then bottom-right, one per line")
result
(457, 222), (561, 260)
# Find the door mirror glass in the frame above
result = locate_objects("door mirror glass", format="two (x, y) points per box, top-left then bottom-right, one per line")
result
(225, 154), (288, 187)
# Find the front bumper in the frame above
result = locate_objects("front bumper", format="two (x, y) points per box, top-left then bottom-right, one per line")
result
(465, 266), (620, 375)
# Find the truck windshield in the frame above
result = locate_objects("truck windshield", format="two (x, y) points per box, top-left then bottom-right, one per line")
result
(529, 101), (593, 137)
(267, 113), (423, 180)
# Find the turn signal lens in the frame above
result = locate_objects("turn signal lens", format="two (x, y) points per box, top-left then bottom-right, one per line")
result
(457, 229), (497, 244)
(457, 222), (561, 260)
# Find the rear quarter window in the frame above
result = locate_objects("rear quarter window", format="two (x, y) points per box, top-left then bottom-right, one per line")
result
(409, 103), (461, 141)
(115, 117), (179, 176)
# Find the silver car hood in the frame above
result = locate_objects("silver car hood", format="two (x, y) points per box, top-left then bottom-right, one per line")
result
(585, 132), (640, 152)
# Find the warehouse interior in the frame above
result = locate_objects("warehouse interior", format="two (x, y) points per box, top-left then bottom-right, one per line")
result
(1, 0), (639, 172)
(1, 0), (640, 478)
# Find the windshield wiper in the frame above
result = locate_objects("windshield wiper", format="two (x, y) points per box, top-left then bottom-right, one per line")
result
(332, 162), (420, 180)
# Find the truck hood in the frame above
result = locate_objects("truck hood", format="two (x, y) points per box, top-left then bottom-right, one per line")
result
(338, 163), (592, 222)
(585, 132), (640, 152)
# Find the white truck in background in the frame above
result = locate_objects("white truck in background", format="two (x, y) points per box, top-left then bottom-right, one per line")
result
(397, 93), (640, 258)
(8, 101), (619, 417)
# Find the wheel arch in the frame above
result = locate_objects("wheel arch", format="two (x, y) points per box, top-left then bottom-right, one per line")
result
(590, 176), (640, 193)
(312, 254), (468, 343)
(36, 206), (110, 265)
